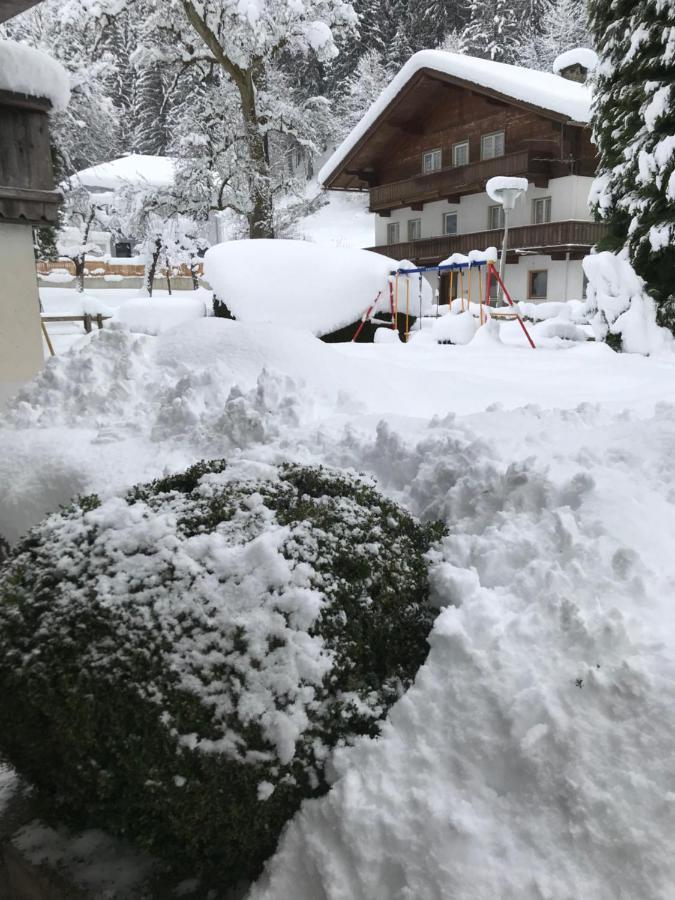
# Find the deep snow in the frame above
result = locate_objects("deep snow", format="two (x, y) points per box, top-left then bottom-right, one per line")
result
(1, 310), (675, 899)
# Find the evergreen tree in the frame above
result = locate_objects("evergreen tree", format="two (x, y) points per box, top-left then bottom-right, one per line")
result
(589, 0), (675, 328)
(461, 0), (522, 63)
(518, 0), (591, 71)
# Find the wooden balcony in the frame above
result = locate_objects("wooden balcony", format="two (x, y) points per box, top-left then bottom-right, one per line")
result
(370, 151), (558, 213)
(367, 220), (609, 265)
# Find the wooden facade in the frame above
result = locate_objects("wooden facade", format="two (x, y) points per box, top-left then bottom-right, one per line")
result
(322, 64), (606, 269)
(368, 220), (608, 265)
(0, 89), (61, 225)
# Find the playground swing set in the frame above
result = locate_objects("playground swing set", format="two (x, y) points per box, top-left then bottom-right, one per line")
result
(352, 258), (536, 349)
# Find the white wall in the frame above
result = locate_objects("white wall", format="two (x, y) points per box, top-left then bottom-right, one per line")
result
(374, 175), (595, 245)
(424, 253), (586, 305)
(0, 223), (45, 400)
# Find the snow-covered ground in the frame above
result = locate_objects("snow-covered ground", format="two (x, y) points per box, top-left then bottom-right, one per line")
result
(2, 302), (675, 898)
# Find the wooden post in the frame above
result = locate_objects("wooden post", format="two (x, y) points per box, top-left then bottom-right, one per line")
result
(83, 313), (92, 334)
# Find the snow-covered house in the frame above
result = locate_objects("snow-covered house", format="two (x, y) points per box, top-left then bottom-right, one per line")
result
(319, 50), (607, 304)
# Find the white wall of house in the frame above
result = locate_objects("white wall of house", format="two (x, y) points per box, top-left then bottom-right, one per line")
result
(0, 223), (45, 405)
(423, 253), (586, 305)
(374, 175), (595, 246)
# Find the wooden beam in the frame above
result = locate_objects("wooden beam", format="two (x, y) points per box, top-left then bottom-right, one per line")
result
(532, 175), (550, 188)
(445, 194), (461, 204)
(410, 202), (424, 211)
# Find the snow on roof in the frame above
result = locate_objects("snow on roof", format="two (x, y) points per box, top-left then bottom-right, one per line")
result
(553, 48), (598, 75)
(0, 39), (70, 111)
(319, 50), (592, 187)
(205, 239), (412, 337)
(72, 155), (176, 192)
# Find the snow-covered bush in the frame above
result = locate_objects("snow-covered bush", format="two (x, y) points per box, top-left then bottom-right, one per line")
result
(583, 251), (673, 355)
(0, 460), (444, 884)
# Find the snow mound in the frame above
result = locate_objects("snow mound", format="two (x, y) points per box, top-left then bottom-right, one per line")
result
(583, 251), (673, 355)
(553, 47), (598, 75)
(113, 294), (208, 335)
(432, 311), (478, 345)
(0, 39), (70, 111)
(72, 155), (175, 192)
(249, 415), (675, 900)
(205, 240), (401, 336)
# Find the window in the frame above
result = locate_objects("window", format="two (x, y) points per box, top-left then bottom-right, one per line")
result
(407, 218), (421, 241)
(452, 141), (469, 167)
(387, 221), (400, 244)
(532, 196), (552, 224)
(528, 269), (548, 299)
(481, 130), (505, 160)
(422, 149), (442, 173)
(443, 212), (458, 235)
(488, 205), (505, 230)
(114, 241), (132, 258)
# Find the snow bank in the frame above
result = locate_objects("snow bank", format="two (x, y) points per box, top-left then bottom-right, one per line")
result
(320, 50), (590, 186)
(583, 251), (673, 355)
(0, 39), (70, 111)
(205, 240), (402, 336)
(552, 47), (598, 75)
(113, 294), (208, 335)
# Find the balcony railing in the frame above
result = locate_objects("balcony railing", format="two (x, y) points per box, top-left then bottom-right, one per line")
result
(369, 150), (556, 212)
(368, 220), (609, 264)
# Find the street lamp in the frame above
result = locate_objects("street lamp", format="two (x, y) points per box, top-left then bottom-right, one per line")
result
(485, 176), (528, 304)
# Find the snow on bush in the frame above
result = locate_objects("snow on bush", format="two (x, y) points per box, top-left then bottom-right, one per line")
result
(0, 460), (444, 884)
(583, 251), (673, 354)
(205, 240), (431, 336)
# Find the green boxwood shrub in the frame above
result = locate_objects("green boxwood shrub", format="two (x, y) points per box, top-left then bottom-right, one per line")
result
(0, 461), (444, 885)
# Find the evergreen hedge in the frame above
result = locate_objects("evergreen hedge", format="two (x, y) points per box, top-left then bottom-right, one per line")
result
(0, 461), (444, 885)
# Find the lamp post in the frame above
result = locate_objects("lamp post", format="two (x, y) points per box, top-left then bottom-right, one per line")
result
(485, 177), (528, 305)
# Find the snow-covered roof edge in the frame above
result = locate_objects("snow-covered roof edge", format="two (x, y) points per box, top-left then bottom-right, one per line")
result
(0, 39), (70, 112)
(71, 155), (176, 192)
(319, 50), (592, 188)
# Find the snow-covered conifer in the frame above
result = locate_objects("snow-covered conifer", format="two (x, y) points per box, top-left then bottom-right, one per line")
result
(589, 0), (675, 328)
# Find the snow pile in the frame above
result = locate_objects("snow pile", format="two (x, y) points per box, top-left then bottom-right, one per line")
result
(320, 50), (590, 186)
(583, 251), (673, 354)
(431, 310), (478, 344)
(205, 240), (401, 335)
(39, 268), (75, 283)
(552, 47), (598, 76)
(113, 293), (209, 335)
(249, 409), (675, 900)
(0, 39), (70, 111)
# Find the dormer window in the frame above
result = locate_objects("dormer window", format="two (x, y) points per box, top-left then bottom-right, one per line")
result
(422, 149), (442, 173)
(481, 131), (505, 160)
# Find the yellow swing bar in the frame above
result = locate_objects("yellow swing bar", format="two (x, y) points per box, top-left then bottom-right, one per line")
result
(478, 266), (485, 325)
(405, 277), (410, 342)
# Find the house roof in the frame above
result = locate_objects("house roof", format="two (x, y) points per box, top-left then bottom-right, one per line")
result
(319, 50), (592, 190)
(72, 155), (176, 192)
(0, 0), (44, 24)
